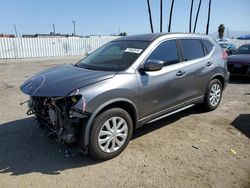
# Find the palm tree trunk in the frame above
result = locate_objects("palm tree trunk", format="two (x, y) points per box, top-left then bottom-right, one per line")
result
(189, 0), (194, 33)
(160, 0), (163, 32)
(206, 0), (212, 34)
(168, 0), (175, 32)
(193, 0), (202, 33)
(147, 0), (154, 33)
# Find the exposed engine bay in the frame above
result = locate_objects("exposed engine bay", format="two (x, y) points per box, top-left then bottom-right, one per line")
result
(26, 95), (89, 144)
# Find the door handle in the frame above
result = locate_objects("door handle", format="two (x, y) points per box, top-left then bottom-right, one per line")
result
(206, 62), (213, 67)
(176, 70), (185, 77)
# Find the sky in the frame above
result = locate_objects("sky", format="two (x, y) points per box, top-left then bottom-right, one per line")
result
(0, 0), (250, 36)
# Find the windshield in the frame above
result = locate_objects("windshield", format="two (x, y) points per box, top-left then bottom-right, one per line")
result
(235, 45), (250, 54)
(76, 41), (149, 71)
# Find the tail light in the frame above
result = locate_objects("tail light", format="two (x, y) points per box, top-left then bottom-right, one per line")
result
(222, 50), (228, 60)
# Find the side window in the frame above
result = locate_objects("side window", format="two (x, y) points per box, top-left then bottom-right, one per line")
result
(147, 40), (179, 66)
(203, 39), (214, 54)
(179, 39), (205, 61)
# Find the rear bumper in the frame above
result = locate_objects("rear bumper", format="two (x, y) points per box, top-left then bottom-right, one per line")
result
(227, 63), (250, 77)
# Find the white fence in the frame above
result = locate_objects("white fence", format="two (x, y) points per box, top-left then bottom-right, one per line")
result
(0, 36), (247, 59)
(0, 36), (118, 59)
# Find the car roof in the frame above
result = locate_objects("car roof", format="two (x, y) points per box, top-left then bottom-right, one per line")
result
(113, 32), (210, 42)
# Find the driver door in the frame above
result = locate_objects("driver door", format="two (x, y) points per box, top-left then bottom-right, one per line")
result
(137, 40), (187, 122)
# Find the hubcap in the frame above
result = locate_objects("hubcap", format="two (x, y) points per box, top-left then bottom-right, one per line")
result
(98, 117), (128, 153)
(209, 84), (221, 107)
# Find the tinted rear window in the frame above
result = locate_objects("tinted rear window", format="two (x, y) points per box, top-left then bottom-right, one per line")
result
(235, 45), (250, 54)
(203, 40), (214, 54)
(179, 39), (205, 61)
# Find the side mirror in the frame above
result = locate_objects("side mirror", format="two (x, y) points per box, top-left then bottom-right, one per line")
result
(143, 60), (164, 72)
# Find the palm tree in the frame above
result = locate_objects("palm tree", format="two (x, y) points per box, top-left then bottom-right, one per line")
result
(193, 0), (202, 33)
(206, 0), (212, 34)
(168, 0), (175, 32)
(218, 24), (225, 39)
(189, 0), (194, 33)
(160, 0), (163, 32)
(147, 0), (154, 33)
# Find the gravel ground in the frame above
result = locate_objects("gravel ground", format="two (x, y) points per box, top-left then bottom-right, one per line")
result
(0, 56), (249, 188)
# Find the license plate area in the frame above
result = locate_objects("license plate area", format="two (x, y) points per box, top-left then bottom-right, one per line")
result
(234, 64), (242, 68)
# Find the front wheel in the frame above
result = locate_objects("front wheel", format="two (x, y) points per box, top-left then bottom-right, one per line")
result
(89, 108), (133, 160)
(203, 79), (223, 111)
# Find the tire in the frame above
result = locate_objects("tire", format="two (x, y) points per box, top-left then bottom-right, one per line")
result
(203, 79), (222, 111)
(89, 108), (133, 160)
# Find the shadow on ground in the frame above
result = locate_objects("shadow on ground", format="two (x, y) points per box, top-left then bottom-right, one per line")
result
(0, 118), (97, 176)
(231, 114), (250, 138)
(133, 105), (202, 139)
(0, 106), (203, 176)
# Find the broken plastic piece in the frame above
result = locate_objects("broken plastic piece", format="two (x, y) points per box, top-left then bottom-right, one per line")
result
(192, 145), (198, 149)
(230, 149), (237, 155)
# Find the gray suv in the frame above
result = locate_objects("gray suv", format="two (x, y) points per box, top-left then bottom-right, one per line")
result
(21, 33), (229, 160)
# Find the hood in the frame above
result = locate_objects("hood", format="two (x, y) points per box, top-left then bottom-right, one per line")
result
(227, 54), (250, 64)
(20, 64), (116, 96)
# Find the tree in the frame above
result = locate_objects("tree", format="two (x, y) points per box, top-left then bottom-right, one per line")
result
(147, 0), (154, 33)
(193, 0), (202, 33)
(218, 24), (225, 39)
(189, 0), (194, 33)
(118, 32), (127, 36)
(160, 0), (163, 32)
(206, 0), (212, 34)
(168, 0), (175, 32)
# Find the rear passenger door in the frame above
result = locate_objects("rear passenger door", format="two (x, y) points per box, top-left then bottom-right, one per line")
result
(178, 39), (213, 100)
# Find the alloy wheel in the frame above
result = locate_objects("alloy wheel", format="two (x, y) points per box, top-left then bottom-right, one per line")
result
(209, 84), (221, 107)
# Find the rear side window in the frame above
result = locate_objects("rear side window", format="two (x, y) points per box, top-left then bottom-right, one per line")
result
(179, 39), (205, 61)
(203, 39), (214, 54)
(147, 40), (179, 66)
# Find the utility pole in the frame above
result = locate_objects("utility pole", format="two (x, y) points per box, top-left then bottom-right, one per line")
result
(227, 27), (229, 38)
(14, 24), (18, 37)
(53, 24), (56, 34)
(72, 20), (76, 36)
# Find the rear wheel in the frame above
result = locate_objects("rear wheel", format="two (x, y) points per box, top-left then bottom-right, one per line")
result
(203, 79), (222, 111)
(89, 108), (133, 160)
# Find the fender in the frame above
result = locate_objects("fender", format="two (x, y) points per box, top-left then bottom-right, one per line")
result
(210, 72), (227, 88)
(83, 98), (138, 147)
(202, 72), (227, 97)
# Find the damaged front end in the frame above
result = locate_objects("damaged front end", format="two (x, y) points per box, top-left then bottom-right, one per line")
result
(26, 95), (89, 144)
